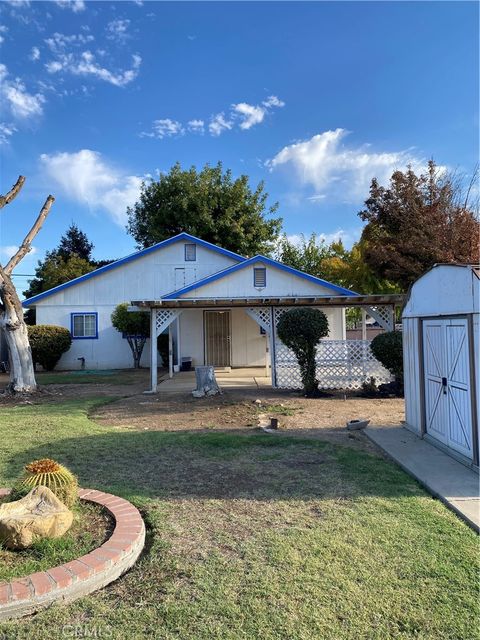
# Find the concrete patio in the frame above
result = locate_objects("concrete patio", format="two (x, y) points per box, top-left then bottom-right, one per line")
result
(157, 368), (272, 393)
(366, 426), (480, 532)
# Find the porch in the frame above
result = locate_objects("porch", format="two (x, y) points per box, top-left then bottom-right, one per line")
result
(131, 294), (405, 393)
(156, 368), (271, 393)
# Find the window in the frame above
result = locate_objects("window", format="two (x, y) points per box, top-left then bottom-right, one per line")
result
(254, 267), (266, 288)
(71, 313), (98, 339)
(184, 243), (196, 261)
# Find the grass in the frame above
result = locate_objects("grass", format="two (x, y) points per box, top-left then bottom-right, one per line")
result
(35, 369), (144, 385)
(0, 502), (111, 582)
(0, 398), (478, 639)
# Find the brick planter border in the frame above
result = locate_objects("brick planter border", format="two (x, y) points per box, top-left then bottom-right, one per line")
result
(0, 487), (145, 621)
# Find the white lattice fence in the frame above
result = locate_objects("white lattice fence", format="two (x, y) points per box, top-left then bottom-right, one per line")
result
(274, 339), (392, 390)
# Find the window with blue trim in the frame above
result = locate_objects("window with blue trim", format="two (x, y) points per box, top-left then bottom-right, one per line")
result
(184, 243), (196, 261)
(71, 313), (97, 339)
(254, 267), (266, 288)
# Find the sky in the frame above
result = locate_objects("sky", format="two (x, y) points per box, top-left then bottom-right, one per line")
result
(0, 0), (478, 294)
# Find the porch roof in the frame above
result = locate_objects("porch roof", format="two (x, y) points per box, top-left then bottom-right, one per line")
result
(131, 293), (405, 309)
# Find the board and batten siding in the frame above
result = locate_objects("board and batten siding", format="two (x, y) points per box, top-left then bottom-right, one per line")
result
(403, 317), (422, 434)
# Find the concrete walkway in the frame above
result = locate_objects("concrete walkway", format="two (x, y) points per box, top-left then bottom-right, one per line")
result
(365, 426), (480, 532)
(157, 369), (271, 393)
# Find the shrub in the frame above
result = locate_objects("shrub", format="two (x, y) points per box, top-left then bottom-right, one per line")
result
(277, 308), (329, 395)
(370, 331), (403, 383)
(28, 324), (72, 371)
(11, 458), (78, 507)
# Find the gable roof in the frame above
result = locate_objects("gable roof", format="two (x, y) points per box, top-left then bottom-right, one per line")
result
(22, 233), (245, 307)
(162, 254), (358, 299)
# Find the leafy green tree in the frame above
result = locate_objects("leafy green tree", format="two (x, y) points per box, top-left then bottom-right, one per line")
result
(56, 223), (93, 261)
(127, 162), (282, 256)
(111, 303), (150, 369)
(276, 234), (399, 294)
(359, 161), (480, 289)
(277, 308), (329, 395)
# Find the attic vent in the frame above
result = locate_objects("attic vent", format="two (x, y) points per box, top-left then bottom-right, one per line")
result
(184, 243), (196, 261)
(254, 267), (266, 288)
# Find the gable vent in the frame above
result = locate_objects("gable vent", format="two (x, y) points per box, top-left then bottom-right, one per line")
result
(254, 267), (267, 288)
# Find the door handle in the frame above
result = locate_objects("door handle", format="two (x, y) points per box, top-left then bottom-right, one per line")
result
(442, 377), (447, 394)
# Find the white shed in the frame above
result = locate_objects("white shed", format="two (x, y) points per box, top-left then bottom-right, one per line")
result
(403, 264), (480, 467)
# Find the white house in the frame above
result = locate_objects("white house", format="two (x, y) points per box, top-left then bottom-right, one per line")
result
(23, 232), (402, 391)
(403, 264), (479, 467)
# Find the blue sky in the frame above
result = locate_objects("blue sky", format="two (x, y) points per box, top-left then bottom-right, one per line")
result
(0, 0), (478, 294)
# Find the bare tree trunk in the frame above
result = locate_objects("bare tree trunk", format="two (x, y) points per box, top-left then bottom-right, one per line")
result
(126, 336), (147, 369)
(0, 176), (55, 394)
(0, 273), (37, 392)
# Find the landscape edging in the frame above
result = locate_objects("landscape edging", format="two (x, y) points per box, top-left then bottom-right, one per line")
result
(0, 487), (145, 621)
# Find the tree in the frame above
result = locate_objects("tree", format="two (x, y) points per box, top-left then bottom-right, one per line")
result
(370, 331), (403, 390)
(57, 223), (93, 261)
(24, 224), (96, 301)
(111, 303), (150, 368)
(276, 234), (400, 294)
(127, 162), (282, 256)
(0, 176), (54, 393)
(358, 161), (480, 289)
(277, 308), (329, 395)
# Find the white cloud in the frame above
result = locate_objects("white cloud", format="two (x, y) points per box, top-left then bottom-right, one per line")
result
(54, 0), (85, 13)
(142, 94), (284, 140)
(5, 0), (30, 6)
(45, 32), (94, 53)
(46, 50), (141, 87)
(0, 122), (18, 144)
(187, 119), (204, 134)
(106, 19), (131, 42)
(140, 118), (184, 139)
(0, 64), (45, 119)
(263, 95), (285, 108)
(232, 103), (266, 130)
(40, 149), (143, 226)
(268, 128), (427, 202)
(209, 112), (233, 137)
(0, 25), (8, 44)
(232, 95), (284, 130)
(29, 46), (40, 61)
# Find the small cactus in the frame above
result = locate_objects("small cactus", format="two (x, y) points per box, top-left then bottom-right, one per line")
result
(12, 459), (78, 507)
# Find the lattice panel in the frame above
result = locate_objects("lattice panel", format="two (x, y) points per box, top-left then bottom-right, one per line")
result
(274, 339), (392, 390)
(245, 307), (272, 333)
(154, 309), (182, 337)
(364, 305), (394, 331)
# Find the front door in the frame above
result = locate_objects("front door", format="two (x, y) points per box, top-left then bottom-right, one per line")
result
(423, 317), (473, 459)
(204, 311), (231, 367)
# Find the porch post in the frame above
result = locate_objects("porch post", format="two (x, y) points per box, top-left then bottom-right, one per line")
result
(270, 306), (277, 388)
(361, 308), (367, 340)
(150, 309), (158, 392)
(176, 316), (181, 371)
(168, 324), (173, 378)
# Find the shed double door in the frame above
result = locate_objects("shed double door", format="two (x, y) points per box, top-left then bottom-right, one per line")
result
(423, 318), (474, 459)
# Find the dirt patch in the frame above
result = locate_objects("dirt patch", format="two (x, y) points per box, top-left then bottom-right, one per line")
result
(95, 388), (404, 430)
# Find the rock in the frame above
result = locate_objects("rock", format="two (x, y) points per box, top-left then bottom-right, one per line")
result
(346, 419), (370, 431)
(0, 486), (73, 550)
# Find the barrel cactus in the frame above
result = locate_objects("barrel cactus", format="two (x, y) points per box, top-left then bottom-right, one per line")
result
(11, 459), (78, 507)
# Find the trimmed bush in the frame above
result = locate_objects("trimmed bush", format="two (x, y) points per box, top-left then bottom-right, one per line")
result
(28, 324), (72, 371)
(277, 308), (329, 395)
(370, 331), (403, 382)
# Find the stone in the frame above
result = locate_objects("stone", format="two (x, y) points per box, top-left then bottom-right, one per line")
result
(0, 486), (73, 550)
(346, 419), (370, 431)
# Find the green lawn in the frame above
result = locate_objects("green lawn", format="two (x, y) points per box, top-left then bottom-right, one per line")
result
(0, 398), (477, 640)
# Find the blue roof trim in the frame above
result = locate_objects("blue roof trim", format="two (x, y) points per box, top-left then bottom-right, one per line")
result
(162, 255), (359, 299)
(22, 233), (245, 306)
